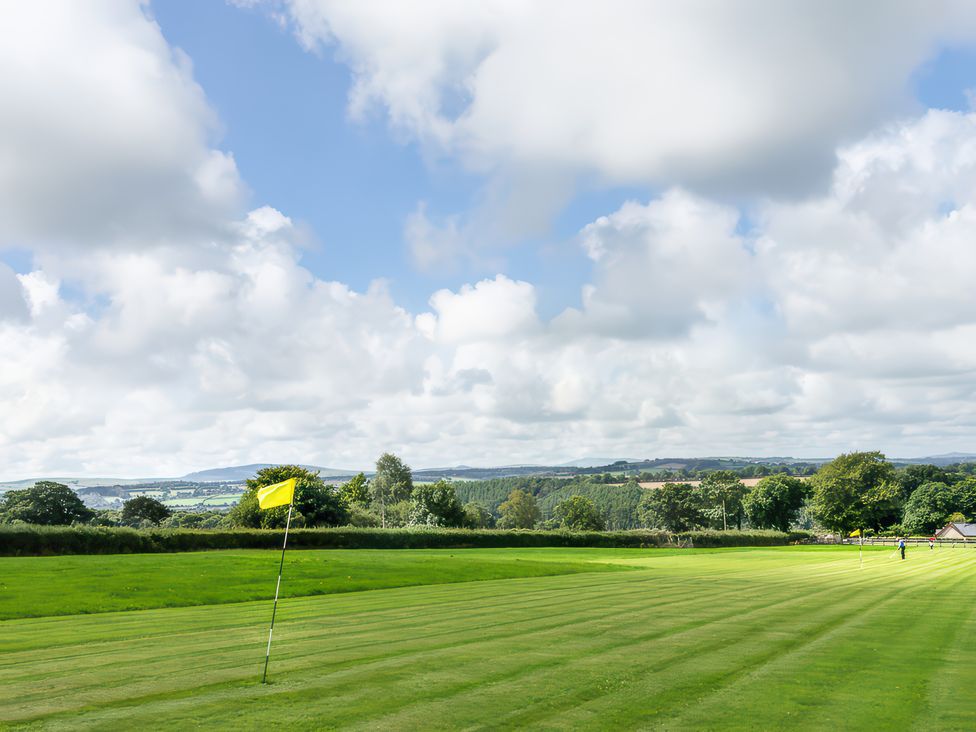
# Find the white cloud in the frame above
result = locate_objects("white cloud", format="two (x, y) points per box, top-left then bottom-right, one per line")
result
(404, 203), (465, 272)
(0, 265), (29, 322)
(0, 0), (244, 249)
(279, 0), (976, 197)
(6, 2), (976, 478)
(558, 190), (751, 338)
(8, 109), (976, 474)
(759, 110), (976, 338)
(422, 275), (539, 344)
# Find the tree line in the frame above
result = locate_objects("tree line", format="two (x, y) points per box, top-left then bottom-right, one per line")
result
(2, 451), (974, 535)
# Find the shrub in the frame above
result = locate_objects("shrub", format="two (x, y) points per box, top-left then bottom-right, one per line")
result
(345, 504), (381, 528)
(0, 524), (812, 556)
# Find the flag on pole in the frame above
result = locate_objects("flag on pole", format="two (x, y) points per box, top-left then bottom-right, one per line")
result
(257, 478), (296, 509)
(259, 477), (297, 684)
(849, 529), (861, 537)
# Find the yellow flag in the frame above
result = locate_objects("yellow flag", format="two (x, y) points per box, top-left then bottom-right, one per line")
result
(257, 478), (296, 509)
(849, 529), (861, 537)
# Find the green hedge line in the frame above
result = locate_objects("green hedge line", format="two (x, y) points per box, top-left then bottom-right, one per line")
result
(0, 524), (813, 556)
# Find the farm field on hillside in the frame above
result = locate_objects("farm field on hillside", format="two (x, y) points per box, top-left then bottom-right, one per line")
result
(3, 546), (975, 730)
(635, 476), (773, 489)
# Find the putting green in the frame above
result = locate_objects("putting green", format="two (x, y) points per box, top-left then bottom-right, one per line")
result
(2, 546), (974, 730)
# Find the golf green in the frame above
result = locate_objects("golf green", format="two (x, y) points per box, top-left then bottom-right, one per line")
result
(2, 545), (974, 730)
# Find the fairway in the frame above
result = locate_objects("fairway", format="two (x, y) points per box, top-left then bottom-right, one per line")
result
(0, 548), (629, 619)
(3, 546), (975, 730)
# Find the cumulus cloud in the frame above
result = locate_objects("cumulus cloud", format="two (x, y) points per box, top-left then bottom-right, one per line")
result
(6, 2), (976, 477)
(279, 0), (976, 197)
(0, 0), (244, 249)
(557, 190), (751, 338)
(8, 108), (976, 474)
(419, 275), (539, 343)
(0, 265), (29, 322)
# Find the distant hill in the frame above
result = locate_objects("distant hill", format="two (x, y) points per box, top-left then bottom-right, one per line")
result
(894, 453), (976, 466)
(0, 476), (164, 491)
(181, 464), (358, 482)
(6, 453), (976, 492)
(556, 457), (640, 468)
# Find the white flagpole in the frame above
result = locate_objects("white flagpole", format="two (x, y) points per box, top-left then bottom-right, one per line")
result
(262, 499), (294, 684)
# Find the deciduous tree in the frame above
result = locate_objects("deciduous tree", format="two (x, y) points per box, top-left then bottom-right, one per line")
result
(227, 465), (347, 529)
(700, 471), (748, 530)
(121, 495), (172, 526)
(743, 475), (810, 531)
(498, 489), (541, 529)
(0, 482), (94, 525)
(408, 480), (465, 527)
(371, 453), (414, 527)
(339, 472), (370, 506)
(462, 502), (495, 529)
(810, 451), (900, 534)
(637, 483), (706, 532)
(902, 479), (976, 534)
(897, 464), (954, 500)
(553, 495), (605, 531)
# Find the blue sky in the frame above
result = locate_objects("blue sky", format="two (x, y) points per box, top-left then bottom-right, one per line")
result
(3, 1), (976, 476)
(154, 0), (480, 308)
(149, 0), (976, 316)
(150, 0), (654, 317)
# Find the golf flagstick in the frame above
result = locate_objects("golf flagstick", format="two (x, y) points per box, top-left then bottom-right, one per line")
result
(262, 498), (294, 684)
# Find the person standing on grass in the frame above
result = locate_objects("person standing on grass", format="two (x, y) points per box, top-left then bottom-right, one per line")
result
(930, 536), (936, 550)
(898, 537), (906, 560)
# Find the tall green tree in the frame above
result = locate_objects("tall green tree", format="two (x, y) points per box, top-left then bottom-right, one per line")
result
(227, 465), (347, 529)
(902, 479), (976, 535)
(339, 472), (370, 506)
(498, 489), (541, 529)
(371, 453), (414, 527)
(408, 480), (465, 527)
(743, 475), (809, 531)
(897, 464), (954, 500)
(121, 495), (172, 526)
(810, 451), (900, 534)
(699, 471), (747, 530)
(553, 495), (605, 531)
(0, 482), (94, 525)
(637, 483), (706, 532)
(462, 502), (495, 529)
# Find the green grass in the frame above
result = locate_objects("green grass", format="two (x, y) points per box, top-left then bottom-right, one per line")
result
(2, 545), (975, 730)
(0, 548), (632, 619)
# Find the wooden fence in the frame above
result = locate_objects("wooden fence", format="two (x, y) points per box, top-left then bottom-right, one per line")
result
(842, 537), (976, 547)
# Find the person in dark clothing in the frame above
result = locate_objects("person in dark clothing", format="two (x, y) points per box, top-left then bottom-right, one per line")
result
(898, 537), (906, 560)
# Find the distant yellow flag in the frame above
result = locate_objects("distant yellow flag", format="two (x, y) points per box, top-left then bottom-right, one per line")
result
(849, 529), (861, 537)
(257, 478), (296, 509)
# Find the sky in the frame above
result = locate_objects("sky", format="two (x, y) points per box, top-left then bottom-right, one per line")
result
(3, 1), (976, 478)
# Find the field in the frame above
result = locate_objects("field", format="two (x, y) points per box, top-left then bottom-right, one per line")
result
(161, 493), (244, 508)
(633, 477), (772, 489)
(3, 545), (975, 730)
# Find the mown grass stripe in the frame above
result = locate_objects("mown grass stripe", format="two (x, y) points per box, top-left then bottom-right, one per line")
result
(3, 547), (974, 730)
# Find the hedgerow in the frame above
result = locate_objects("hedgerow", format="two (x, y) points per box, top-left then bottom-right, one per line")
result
(0, 524), (812, 556)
